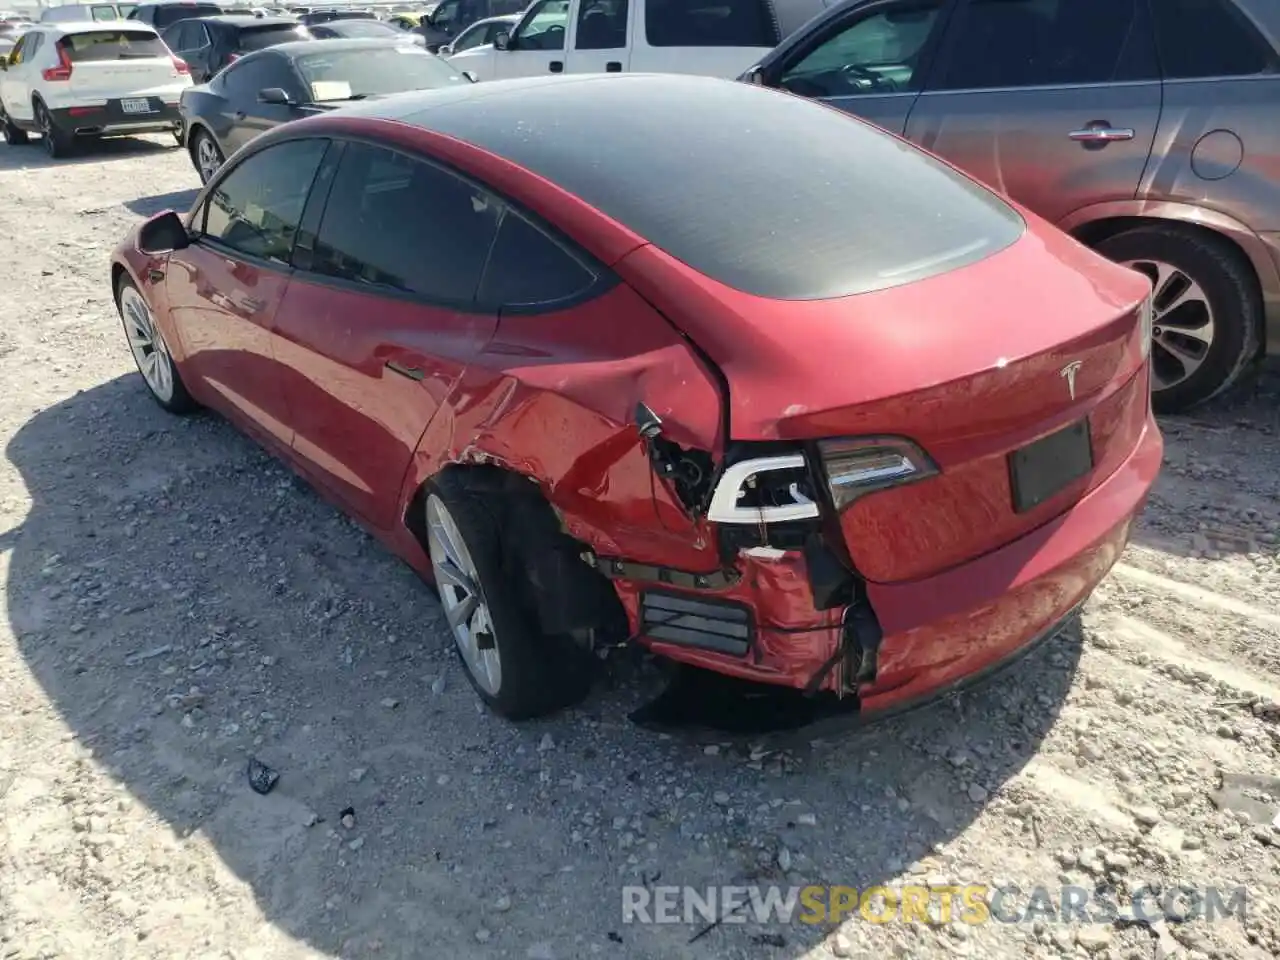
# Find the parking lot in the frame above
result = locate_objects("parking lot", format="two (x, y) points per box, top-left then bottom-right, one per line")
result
(1, 134), (1279, 960)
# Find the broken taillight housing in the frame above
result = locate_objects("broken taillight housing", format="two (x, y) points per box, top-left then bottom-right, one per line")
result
(1136, 291), (1153, 361)
(817, 437), (937, 511)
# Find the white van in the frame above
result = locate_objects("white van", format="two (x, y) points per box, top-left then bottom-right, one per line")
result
(446, 0), (828, 81)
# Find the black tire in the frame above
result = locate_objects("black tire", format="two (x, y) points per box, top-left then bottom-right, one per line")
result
(0, 107), (28, 145)
(114, 274), (198, 415)
(425, 471), (593, 720)
(35, 99), (73, 159)
(188, 128), (223, 184)
(1095, 225), (1261, 414)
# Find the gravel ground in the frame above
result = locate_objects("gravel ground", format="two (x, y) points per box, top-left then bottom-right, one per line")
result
(1, 135), (1280, 960)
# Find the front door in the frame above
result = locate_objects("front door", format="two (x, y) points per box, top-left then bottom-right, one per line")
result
(903, 0), (1162, 225)
(273, 140), (502, 529)
(492, 0), (571, 79)
(216, 56), (300, 154)
(164, 137), (331, 449)
(564, 0), (629, 73)
(768, 0), (952, 135)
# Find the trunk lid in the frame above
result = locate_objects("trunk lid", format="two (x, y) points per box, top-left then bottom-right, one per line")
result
(619, 226), (1153, 584)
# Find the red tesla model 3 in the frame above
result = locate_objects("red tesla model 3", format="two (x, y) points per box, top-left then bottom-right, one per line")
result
(110, 73), (1162, 721)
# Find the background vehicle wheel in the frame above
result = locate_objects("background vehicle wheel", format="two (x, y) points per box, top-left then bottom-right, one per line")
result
(189, 129), (223, 184)
(1, 108), (28, 145)
(424, 474), (593, 720)
(171, 124), (185, 147)
(1095, 226), (1261, 414)
(35, 99), (73, 159)
(115, 275), (197, 414)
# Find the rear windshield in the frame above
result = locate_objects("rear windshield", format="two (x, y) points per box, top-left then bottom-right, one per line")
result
(644, 0), (779, 48)
(321, 19), (398, 36)
(293, 46), (465, 100)
(60, 28), (168, 59)
(239, 23), (307, 48)
(413, 75), (1027, 300)
(151, 3), (222, 28)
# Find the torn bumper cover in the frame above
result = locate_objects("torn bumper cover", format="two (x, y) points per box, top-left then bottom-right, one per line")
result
(605, 417), (1161, 712)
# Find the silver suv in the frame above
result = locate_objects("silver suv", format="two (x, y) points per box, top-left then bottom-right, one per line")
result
(746, 0), (1280, 413)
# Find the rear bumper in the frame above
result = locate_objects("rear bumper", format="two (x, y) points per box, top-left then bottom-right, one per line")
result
(621, 409), (1162, 712)
(49, 101), (181, 137)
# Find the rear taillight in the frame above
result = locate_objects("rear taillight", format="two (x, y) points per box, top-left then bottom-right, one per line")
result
(817, 438), (937, 511)
(172, 55), (190, 75)
(42, 44), (72, 81)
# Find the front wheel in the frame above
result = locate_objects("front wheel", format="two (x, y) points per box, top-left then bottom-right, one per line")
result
(424, 473), (592, 720)
(115, 275), (197, 414)
(1095, 226), (1261, 414)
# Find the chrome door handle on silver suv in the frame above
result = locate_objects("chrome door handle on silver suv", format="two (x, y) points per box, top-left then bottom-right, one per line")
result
(1068, 125), (1135, 144)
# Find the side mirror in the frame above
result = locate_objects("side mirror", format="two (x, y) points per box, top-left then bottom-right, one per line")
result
(257, 86), (293, 105)
(743, 66), (764, 85)
(493, 29), (510, 50)
(462, 69), (477, 82)
(138, 210), (190, 254)
(439, 42), (452, 54)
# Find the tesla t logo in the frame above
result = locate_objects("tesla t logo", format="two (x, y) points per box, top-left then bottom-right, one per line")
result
(1060, 360), (1084, 401)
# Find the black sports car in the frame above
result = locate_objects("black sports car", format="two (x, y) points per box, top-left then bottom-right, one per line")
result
(178, 37), (475, 183)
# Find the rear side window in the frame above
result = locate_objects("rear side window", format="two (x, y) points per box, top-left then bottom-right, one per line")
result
(238, 24), (307, 50)
(309, 142), (501, 303)
(203, 138), (329, 263)
(644, 0), (778, 48)
(60, 28), (168, 60)
(478, 212), (597, 308)
(936, 0), (1157, 90)
(1152, 0), (1278, 79)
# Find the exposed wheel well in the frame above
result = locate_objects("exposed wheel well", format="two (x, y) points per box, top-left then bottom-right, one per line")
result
(404, 463), (629, 646)
(110, 262), (127, 299)
(1072, 215), (1266, 358)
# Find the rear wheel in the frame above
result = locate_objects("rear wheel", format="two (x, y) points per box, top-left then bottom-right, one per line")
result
(189, 129), (223, 184)
(0, 107), (28, 145)
(35, 99), (73, 159)
(1095, 225), (1261, 414)
(424, 473), (593, 720)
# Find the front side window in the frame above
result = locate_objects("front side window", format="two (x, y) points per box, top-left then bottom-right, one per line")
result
(575, 0), (627, 50)
(293, 46), (466, 101)
(1151, 0), (1278, 79)
(513, 0), (568, 50)
(478, 211), (597, 308)
(309, 142), (501, 303)
(450, 20), (488, 51)
(644, 0), (776, 48)
(431, 0), (461, 30)
(936, 0), (1156, 91)
(237, 23), (309, 50)
(779, 0), (944, 98)
(202, 138), (329, 263)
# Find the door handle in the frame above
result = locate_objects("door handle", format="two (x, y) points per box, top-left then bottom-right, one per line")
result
(605, 61), (621, 72)
(1068, 126), (1134, 144)
(549, 60), (563, 73)
(385, 360), (425, 381)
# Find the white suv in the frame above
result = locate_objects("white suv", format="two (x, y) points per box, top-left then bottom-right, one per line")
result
(0, 21), (191, 157)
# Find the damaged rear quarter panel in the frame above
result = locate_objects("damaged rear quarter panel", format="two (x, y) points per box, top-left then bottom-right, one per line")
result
(396, 282), (727, 569)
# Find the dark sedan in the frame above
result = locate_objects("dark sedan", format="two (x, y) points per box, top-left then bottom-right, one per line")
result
(297, 9), (375, 25)
(179, 38), (474, 182)
(307, 17), (425, 44)
(162, 14), (310, 82)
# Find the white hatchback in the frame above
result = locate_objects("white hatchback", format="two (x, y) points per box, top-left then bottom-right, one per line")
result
(0, 20), (191, 157)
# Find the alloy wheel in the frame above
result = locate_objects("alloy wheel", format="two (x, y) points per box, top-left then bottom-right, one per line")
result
(120, 285), (176, 403)
(425, 494), (502, 695)
(195, 135), (222, 183)
(1122, 257), (1216, 392)
(38, 105), (55, 157)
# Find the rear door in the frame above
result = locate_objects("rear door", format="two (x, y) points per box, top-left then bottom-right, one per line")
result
(628, 0), (780, 77)
(164, 137), (330, 449)
(273, 140), (501, 528)
(0, 33), (35, 121)
(565, 0), (630, 73)
(903, 0), (1163, 225)
(60, 27), (185, 105)
(763, 0), (953, 135)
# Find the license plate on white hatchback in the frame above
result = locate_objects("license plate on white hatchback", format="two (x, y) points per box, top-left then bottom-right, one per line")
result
(120, 98), (152, 114)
